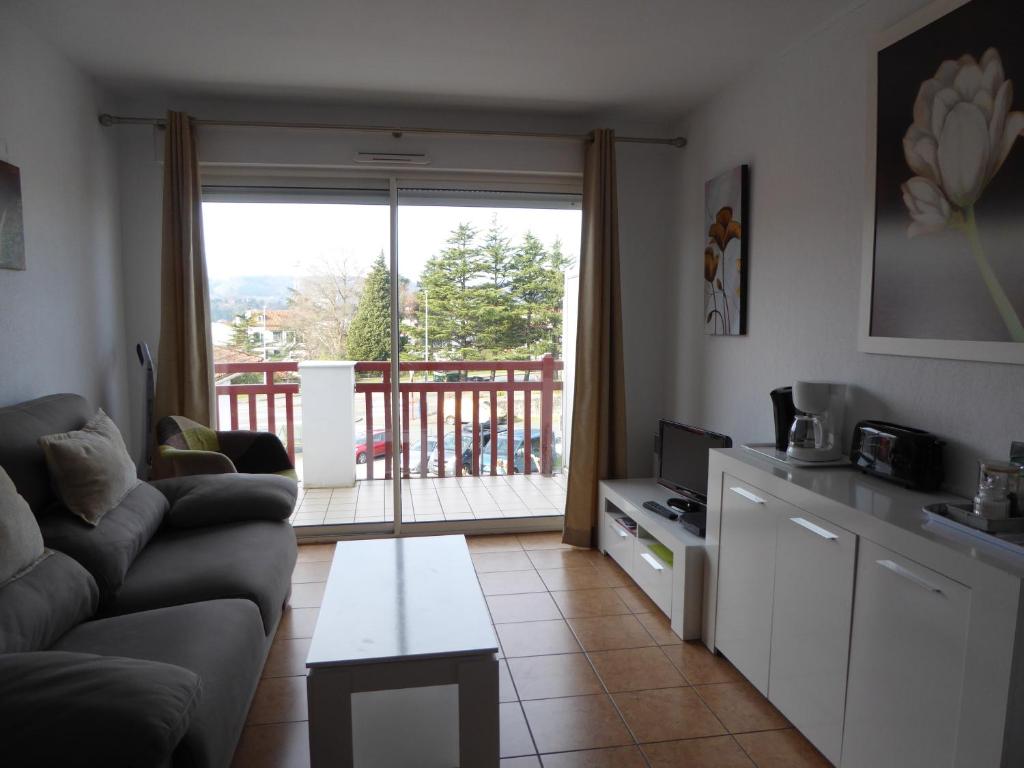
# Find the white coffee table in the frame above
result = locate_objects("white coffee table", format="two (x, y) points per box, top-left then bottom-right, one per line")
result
(305, 535), (500, 767)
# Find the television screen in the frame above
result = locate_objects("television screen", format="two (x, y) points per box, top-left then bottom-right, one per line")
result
(658, 421), (732, 501)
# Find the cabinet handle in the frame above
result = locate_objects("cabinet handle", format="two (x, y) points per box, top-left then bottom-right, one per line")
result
(615, 527), (628, 539)
(789, 516), (838, 540)
(876, 559), (943, 594)
(640, 552), (665, 571)
(729, 486), (765, 504)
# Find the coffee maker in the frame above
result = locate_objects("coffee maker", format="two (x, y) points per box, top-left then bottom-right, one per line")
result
(786, 381), (846, 463)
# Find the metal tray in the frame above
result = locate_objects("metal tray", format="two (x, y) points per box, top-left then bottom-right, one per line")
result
(922, 502), (1024, 533)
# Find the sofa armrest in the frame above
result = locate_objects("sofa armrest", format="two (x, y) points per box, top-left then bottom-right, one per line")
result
(159, 446), (237, 477)
(0, 651), (201, 768)
(150, 473), (298, 529)
(215, 430), (293, 474)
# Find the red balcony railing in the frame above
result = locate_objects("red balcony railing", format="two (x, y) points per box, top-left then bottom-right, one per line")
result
(213, 355), (563, 480)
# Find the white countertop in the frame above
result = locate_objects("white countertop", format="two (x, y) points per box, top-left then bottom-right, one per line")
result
(713, 448), (1024, 581)
(306, 534), (499, 668)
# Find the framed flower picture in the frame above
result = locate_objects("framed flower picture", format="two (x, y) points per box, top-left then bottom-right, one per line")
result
(704, 165), (749, 336)
(859, 0), (1024, 363)
(0, 160), (25, 271)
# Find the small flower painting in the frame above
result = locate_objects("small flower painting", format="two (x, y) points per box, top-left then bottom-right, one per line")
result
(0, 161), (25, 271)
(704, 165), (748, 335)
(868, 0), (1024, 358)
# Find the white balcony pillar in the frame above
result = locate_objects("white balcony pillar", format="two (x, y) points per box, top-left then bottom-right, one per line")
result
(298, 361), (356, 488)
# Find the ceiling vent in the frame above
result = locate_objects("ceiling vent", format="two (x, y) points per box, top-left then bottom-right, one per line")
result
(354, 152), (430, 166)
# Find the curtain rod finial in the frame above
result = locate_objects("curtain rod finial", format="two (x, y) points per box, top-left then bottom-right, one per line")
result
(98, 113), (115, 127)
(671, 136), (688, 148)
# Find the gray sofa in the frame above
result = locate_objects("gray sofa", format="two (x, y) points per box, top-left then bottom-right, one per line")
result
(0, 394), (299, 768)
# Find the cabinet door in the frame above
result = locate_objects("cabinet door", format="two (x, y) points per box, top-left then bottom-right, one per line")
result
(841, 540), (971, 768)
(715, 477), (779, 693)
(769, 511), (856, 765)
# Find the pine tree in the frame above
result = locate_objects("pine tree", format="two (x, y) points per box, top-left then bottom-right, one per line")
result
(475, 218), (516, 354)
(346, 252), (392, 361)
(229, 313), (259, 354)
(417, 224), (483, 360)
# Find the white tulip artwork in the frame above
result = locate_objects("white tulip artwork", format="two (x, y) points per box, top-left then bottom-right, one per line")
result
(703, 165), (749, 336)
(860, 0), (1024, 364)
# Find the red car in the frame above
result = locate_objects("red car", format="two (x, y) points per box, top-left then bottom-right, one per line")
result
(355, 430), (388, 464)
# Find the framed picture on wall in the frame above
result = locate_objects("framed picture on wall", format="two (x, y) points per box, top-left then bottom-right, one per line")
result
(0, 160), (25, 271)
(704, 164), (749, 336)
(859, 0), (1024, 364)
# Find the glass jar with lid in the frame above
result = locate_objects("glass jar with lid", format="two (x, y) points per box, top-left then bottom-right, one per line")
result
(973, 460), (1017, 520)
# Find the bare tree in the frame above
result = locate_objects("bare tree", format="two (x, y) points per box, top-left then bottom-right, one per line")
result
(285, 259), (363, 360)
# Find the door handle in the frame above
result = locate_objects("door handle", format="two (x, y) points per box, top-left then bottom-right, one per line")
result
(640, 552), (665, 571)
(789, 516), (838, 540)
(876, 559), (943, 594)
(729, 486), (765, 504)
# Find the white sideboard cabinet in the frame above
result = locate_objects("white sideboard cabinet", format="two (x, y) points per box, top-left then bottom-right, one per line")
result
(704, 449), (1024, 768)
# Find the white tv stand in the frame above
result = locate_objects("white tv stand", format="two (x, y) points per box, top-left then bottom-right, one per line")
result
(596, 479), (705, 640)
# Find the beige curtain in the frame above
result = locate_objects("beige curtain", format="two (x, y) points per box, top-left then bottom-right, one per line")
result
(562, 129), (628, 548)
(154, 112), (214, 435)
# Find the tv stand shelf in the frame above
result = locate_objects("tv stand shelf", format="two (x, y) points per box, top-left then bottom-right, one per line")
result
(597, 479), (705, 640)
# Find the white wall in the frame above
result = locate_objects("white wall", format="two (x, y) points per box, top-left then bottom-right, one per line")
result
(667, 0), (1024, 494)
(0, 14), (129, 428)
(112, 96), (675, 471)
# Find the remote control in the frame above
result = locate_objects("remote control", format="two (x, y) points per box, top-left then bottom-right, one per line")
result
(642, 500), (679, 521)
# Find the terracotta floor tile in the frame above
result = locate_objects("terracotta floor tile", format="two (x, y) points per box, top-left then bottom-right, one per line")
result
(291, 561), (331, 583)
(527, 548), (604, 570)
(246, 675), (308, 725)
(296, 544), (335, 563)
(469, 534), (526, 553)
(550, 588), (632, 619)
(480, 570), (548, 596)
(277, 607), (319, 639)
(488, 592), (563, 623)
(230, 721), (310, 768)
(613, 585), (660, 614)
(734, 728), (831, 767)
(263, 637), (311, 678)
(613, 686), (726, 743)
(538, 566), (614, 592)
(661, 642), (743, 685)
(634, 612), (682, 645)
(502, 757), (542, 767)
(695, 681), (788, 733)
(289, 581), (326, 609)
(496, 620), (582, 657)
(539, 745), (647, 767)
(642, 735), (755, 767)
(566, 614), (657, 652)
(500, 659), (518, 702)
(588, 646), (686, 692)
(507, 653), (604, 700)
(522, 694), (633, 753)
(501, 702), (537, 758)
(473, 551), (537, 573)
(588, 558), (636, 587)
(517, 532), (572, 551)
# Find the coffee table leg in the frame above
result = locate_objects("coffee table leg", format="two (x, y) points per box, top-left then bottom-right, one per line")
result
(458, 656), (499, 767)
(308, 667), (354, 768)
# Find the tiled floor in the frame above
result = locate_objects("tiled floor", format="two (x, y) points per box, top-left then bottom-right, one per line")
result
(289, 474), (567, 526)
(231, 534), (831, 767)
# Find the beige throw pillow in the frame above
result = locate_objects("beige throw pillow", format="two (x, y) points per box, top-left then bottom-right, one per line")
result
(0, 465), (45, 583)
(39, 409), (141, 526)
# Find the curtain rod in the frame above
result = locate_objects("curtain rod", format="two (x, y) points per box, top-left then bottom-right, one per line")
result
(97, 113), (687, 148)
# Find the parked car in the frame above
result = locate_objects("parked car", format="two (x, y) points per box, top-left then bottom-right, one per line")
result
(354, 430), (388, 464)
(480, 428), (563, 475)
(428, 424), (493, 475)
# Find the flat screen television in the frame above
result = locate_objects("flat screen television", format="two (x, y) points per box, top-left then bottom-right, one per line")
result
(657, 420), (732, 503)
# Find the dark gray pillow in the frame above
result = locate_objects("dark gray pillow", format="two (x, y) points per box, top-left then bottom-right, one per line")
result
(0, 465), (44, 583)
(0, 651), (201, 768)
(152, 473), (297, 528)
(36, 482), (168, 601)
(0, 550), (98, 654)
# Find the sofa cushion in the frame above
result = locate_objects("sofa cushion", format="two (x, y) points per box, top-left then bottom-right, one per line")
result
(0, 650), (200, 768)
(0, 394), (93, 513)
(38, 408), (141, 525)
(152, 473), (297, 528)
(0, 465), (45, 583)
(103, 520), (296, 634)
(37, 482), (168, 601)
(54, 599), (266, 768)
(0, 550), (98, 654)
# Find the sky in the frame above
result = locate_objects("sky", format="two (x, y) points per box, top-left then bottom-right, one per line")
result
(202, 202), (582, 283)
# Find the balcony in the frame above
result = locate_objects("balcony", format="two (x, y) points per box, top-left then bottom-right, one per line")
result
(214, 356), (566, 526)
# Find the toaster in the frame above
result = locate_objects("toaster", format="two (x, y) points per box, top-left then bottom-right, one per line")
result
(849, 420), (945, 491)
